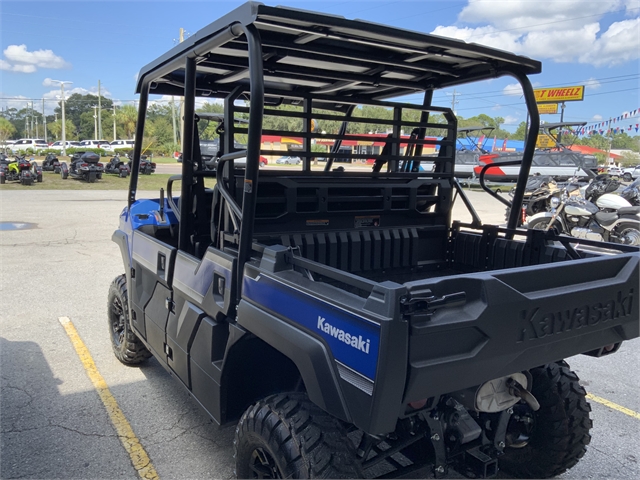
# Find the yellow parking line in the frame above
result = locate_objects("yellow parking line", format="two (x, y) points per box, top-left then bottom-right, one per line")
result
(586, 393), (640, 420)
(58, 316), (159, 480)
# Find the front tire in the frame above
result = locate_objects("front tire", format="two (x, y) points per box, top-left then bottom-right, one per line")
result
(623, 172), (632, 182)
(234, 393), (363, 479)
(499, 361), (592, 478)
(526, 216), (564, 234)
(108, 274), (151, 366)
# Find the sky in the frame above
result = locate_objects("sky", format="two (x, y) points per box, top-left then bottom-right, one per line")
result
(1, 0), (639, 134)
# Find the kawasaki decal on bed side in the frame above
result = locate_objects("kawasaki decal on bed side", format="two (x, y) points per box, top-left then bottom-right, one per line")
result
(242, 275), (380, 381)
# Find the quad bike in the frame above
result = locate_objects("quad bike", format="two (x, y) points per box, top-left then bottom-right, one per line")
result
(42, 153), (62, 173)
(0, 155), (42, 185)
(105, 154), (131, 178)
(60, 151), (104, 183)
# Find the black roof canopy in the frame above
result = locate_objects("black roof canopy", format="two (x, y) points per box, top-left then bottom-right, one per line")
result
(136, 2), (541, 104)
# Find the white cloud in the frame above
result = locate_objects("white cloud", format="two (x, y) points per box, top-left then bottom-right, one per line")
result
(584, 78), (602, 90)
(503, 83), (523, 97)
(503, 115), (520, 126)
(592, 114), (603, 121)
(2, 44), (70, 73)
(0, 94), (31, 112)
(432, 1), (640, 67)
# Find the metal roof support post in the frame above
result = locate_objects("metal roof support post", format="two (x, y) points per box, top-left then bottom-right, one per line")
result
(179, 56), (197, 252)
(235, 24), (264, 301)
(128, 84), (149, 207)
(506, 72), (540, 235)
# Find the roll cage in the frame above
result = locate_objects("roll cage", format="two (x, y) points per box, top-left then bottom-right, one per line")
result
(128, 1), (542, 302)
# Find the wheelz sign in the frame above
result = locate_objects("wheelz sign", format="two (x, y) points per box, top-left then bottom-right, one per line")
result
(534, 86), (584, 103)
(517, 289), (634, 343)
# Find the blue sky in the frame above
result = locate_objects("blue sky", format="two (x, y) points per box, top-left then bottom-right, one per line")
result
(1, 0), (639, 134)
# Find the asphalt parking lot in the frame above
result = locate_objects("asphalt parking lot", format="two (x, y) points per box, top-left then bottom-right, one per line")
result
(1, 188), (639, 479)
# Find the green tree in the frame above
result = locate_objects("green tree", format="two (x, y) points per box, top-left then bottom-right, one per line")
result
(0, 117), (17, 146)
(47, 119), (78, 141)
(511, 121), (527, 141)
(117, 105), (138, 139)
(54, 93), (114, 132)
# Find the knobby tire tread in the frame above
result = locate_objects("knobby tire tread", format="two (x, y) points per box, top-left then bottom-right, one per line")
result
(108, 274), (151, 366)
(234, 393), (362, 479)
(500, 361), (592, 478)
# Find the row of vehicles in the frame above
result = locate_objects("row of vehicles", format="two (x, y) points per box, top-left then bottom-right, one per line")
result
(520, 174), (640, 245)
(108, 4), (638, 480)
(4, 138), (135, 154)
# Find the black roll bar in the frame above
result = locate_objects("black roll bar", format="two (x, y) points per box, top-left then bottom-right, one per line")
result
(234, 24), (264, 303)
(127, 86), (149, 207)
(505, 72), (539, 236)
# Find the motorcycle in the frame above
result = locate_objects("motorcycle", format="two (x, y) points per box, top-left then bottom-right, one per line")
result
(0, 154), (42, 185)
(60, 151), (105, 183)
(104, 154), (131, 178)
(619, 179), (640, 206)
(583, 174), (625, 211)
(42, 153), (62, 173)
(525, 176), (640, 246)
(505, 174), (559, 223)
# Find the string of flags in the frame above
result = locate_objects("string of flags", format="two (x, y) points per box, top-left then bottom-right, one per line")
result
(576, 108), (640, 136)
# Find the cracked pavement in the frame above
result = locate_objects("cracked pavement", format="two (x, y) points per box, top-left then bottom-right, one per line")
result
(1, 189), (638, 479)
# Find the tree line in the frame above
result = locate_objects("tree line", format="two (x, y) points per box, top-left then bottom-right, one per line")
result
(1, 94), (638, 157)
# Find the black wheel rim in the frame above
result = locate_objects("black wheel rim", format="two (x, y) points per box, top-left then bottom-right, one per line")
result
(110, 296), (126, 348)
(249, 447), (282, 479)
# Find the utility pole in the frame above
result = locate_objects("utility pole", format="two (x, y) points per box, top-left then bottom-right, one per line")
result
(449, 89), (459, 116)
(35, 114), (39, 138)
(50, 80), (73, 155)
(31, 102), (35, 137)
(93, 106), (98, 139)
(112, 105), (117, 141)
(98, 79), (102, 139)
(42, 98), (47, 143)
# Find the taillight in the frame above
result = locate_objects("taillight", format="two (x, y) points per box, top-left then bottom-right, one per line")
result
(97, 163), (103, 167)
(81, 163), (88, 167)
(521, 206), (526, 224)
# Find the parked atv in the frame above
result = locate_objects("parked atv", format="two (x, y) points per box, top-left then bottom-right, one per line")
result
(105, 154), (131, 178)
(0, 155), (42, 185)
(60, 151), (104, 183)
(42, 153), (62, 173)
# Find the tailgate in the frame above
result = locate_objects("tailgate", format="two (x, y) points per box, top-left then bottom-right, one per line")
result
(402, 253), (639, 402)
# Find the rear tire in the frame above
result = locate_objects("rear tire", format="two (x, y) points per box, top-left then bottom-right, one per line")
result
(499, 361), (592, 478)
(108, 274), (152, 366)
(623, 172), (632, 182)
(613, 221), (640, 246)
(234, 393), (363, 479)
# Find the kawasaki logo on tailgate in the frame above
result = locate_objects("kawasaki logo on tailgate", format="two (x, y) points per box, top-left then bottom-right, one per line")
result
(518, 289), (634, 343)
(318, 316), (371, 354)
